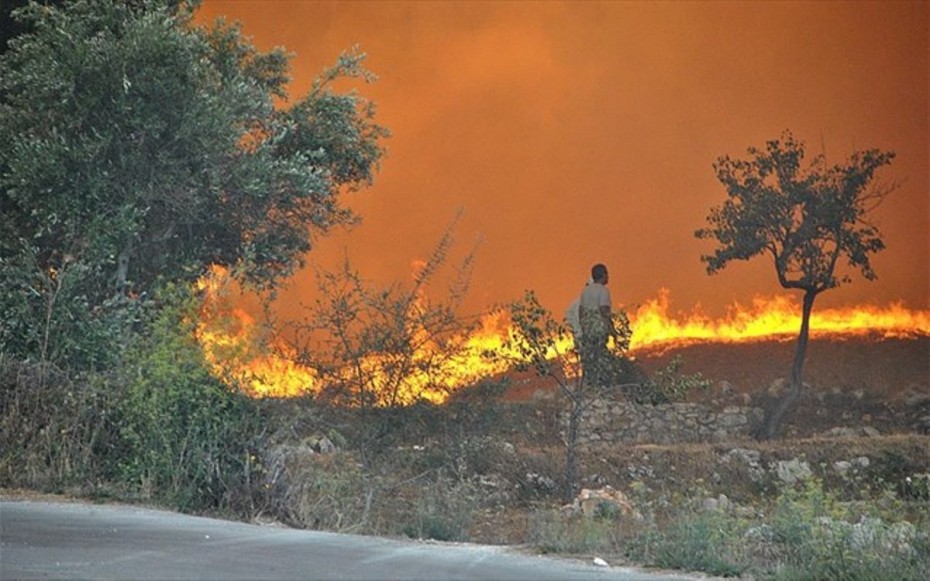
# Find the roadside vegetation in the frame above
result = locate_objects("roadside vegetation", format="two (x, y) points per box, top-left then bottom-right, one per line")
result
(3, 338), (929, 580)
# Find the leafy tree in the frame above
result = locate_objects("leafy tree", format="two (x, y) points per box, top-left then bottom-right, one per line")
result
(0, 0), (387, 369)
(696, 131), (895, 439)
(1, 0), (38, 55)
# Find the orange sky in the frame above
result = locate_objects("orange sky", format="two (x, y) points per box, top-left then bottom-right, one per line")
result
(196, 1), (928, 320)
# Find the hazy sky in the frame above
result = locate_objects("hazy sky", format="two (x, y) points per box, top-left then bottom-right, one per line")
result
(197, 1), (928, 319)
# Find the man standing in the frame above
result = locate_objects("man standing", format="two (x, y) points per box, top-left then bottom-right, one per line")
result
(577, 263), (615, 385)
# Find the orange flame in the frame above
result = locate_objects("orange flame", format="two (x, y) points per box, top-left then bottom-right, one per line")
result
(629, 288), (930, 349)
(194, 268), (929, 401)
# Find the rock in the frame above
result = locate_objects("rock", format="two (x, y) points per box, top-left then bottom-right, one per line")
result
(312, 435), (336, 454)
(525, 472), (557, 492)
(734, 506), (756, 519)
(849, 517), (916, 556)
(852, 456), (870, 468)
(767, 378), (788, 397)
(702, 494), (731, 513)
(723, 448), (766, 483)
(903, 389), (930, 407)
(593, 557), (609, 568)
(724, 447), (761, 464)
(744, 524), (775, 542)
(559, 504), (578, 519)
(861, 426), (881, 438)
(574, 486), (638, 519)
(776, 458), (813, 485)
(587, 473), (608, 487)
(824, 427), (858, 438)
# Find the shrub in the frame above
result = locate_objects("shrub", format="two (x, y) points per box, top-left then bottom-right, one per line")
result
(266, 449), (376, 533)
(0, 251), (147, 372)
(764, 479), (929, 580)
(110, 285), (262, 513)
(402, 476), (479, 542)
(626, 510), (749, 577)
(624, 479), (929, 580)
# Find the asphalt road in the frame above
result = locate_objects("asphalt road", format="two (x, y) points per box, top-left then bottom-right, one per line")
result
(1, 500), (700, 580)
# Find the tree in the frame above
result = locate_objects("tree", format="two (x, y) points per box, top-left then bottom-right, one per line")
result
(696, 131), (895, 439)
(1, 0), (39, 55)
(274, 216), (480, 475)
(501, 294), (707, 501)
(0, 0), (387, 369)
(501, 291), (633, 502)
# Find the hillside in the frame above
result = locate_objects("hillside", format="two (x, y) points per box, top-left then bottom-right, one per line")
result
(499, 334), (930, 437)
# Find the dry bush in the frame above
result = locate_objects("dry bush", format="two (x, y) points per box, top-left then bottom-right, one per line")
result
(0, 357), (113, 492)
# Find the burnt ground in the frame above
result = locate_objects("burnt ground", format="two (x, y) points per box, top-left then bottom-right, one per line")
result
(636, 333), (930, 438)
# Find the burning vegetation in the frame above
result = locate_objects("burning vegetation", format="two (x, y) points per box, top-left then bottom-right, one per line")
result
(195, 265), (929, 401)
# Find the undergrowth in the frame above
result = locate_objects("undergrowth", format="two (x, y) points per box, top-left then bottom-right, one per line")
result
(2, 320), (928, 580)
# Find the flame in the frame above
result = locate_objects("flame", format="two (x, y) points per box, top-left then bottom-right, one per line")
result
(194, 268), (929, 402)
(194, 265), (316, 397)
(630, 288), (930, 349)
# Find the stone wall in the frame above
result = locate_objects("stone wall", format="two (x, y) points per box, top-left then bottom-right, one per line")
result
(573, 397), (764, 446)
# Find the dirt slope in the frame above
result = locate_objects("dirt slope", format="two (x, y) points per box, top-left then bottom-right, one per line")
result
(500, 334), (930, 437)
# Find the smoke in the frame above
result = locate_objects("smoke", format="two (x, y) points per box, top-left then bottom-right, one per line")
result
(196, 1), (928, 320)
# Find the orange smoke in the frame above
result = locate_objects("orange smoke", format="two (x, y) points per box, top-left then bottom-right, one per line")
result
(194, 267), (929, 401)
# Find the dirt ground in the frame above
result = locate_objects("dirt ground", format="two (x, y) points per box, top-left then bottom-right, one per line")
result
(498, 334), (930, 437)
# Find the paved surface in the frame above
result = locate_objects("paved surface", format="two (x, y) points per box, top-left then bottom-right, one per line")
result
(1, 500), (700, 580)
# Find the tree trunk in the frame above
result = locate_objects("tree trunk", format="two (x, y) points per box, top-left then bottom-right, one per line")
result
(760, 290), (817, 440)
(116, 238), (133, 294)
(563, 395), (581, 503)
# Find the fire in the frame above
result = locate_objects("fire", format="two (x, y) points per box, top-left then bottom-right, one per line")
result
(194, 265), (317, 397)
(628, 288), (930, 349)
(194, 268), (929, 401)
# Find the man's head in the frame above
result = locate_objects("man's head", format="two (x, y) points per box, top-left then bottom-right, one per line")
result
(591, 263), (608, 284)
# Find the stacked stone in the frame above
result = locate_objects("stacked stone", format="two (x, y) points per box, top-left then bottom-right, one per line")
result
(571, 399), (762, 446)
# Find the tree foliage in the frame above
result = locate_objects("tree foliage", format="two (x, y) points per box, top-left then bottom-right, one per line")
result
(696, 131), (894, 438)
(696, 131), (894, 294)
(0, 0), (387, 368)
